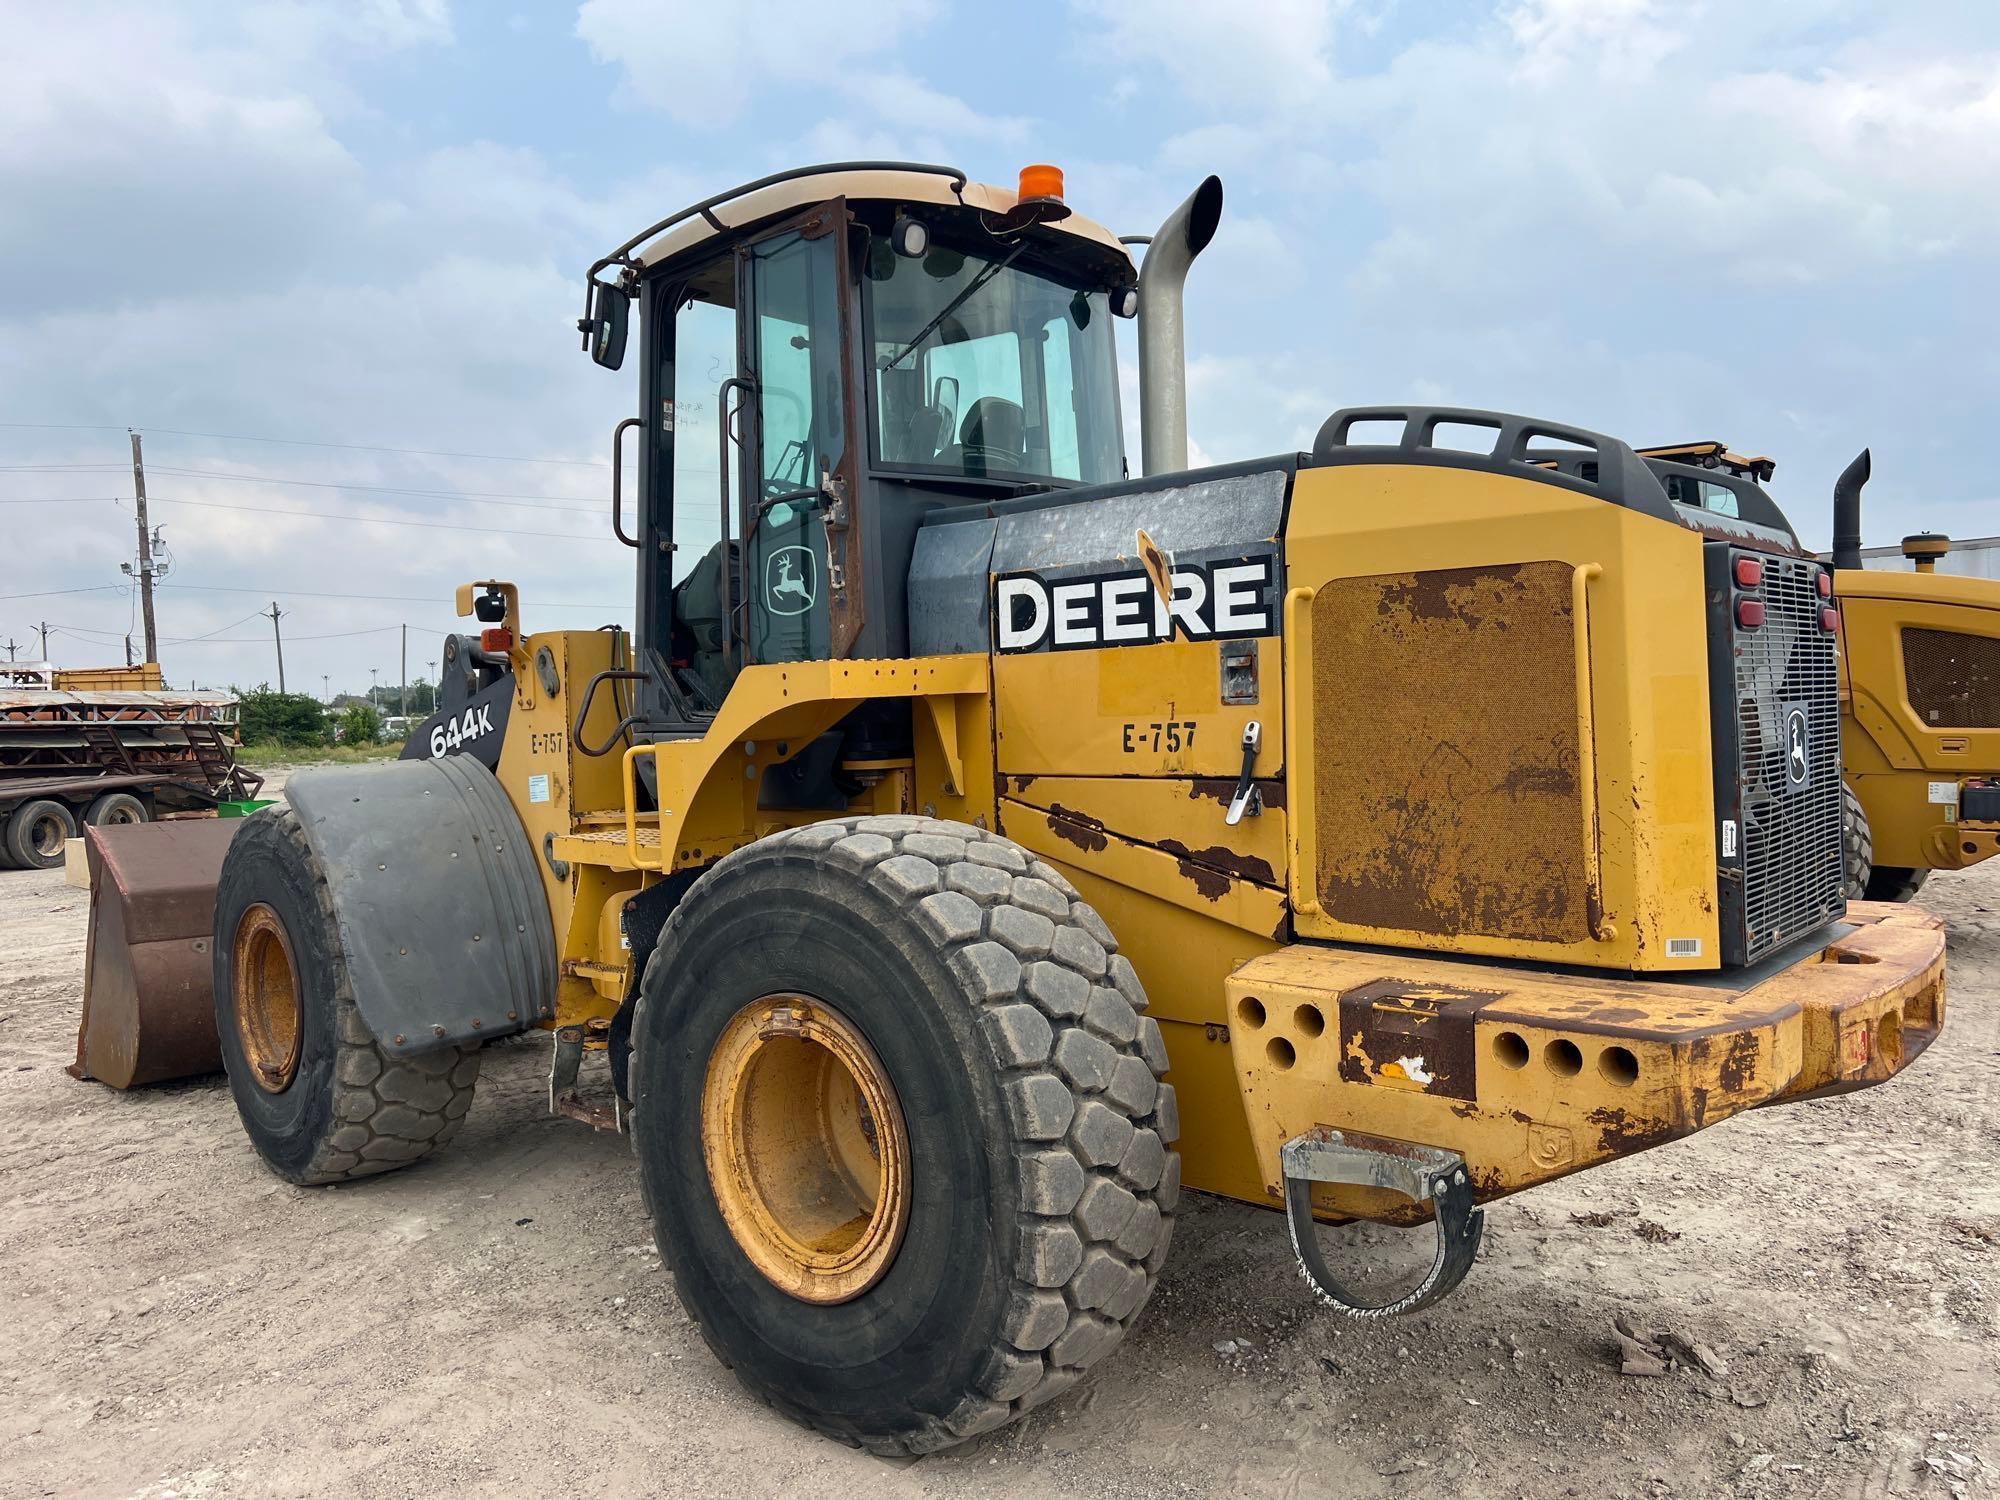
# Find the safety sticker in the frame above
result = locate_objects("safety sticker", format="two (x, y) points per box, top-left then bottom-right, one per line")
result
(1929, 781), (1960, 805)
(528, 773), (551, 804)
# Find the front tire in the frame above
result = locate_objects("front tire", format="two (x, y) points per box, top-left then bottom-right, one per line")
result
(212, 806), (479, 1184)
(631, 816), (1179, 1456)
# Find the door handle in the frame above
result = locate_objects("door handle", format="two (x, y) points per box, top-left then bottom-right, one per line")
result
(1226, 721), (1263, 826)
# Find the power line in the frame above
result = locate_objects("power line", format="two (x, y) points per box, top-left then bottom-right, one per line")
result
(149, 494), (614, 542)
(143, 464), (609, 513)
(180, 623), (424, 645)
(0, 584), (129, 603)
(0, 496), (122, 505)
(155, 581), (623, 610)
(0, 420), (610, 468)
(165, 609), (268, 644)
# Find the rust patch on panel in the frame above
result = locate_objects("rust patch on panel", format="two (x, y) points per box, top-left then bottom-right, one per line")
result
(1174, 857), (1232, 901)
(1043, 804), (1109, 853)
(1190, 776), (1287, 811)
(1311, 562), (1588, 944)
(1333, 977), (1500, 1101)
(1716, 1030), (1761, 1094)
(1157, 837), (1279, 887)
(1584, 1105), (1680, 1156)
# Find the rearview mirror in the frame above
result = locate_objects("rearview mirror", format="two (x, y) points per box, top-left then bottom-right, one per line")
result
(585, 282), (630, 370)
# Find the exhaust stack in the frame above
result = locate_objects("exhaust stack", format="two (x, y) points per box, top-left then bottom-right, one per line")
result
(1831, 448), (1870, 572)
(1137, 176), (1223, 477)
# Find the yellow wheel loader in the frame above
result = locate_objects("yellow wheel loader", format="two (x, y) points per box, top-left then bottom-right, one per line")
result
(1828, 451), (2000, 899)
(1628, 442), (2000, 901)
(89, 163), (1945, 1455)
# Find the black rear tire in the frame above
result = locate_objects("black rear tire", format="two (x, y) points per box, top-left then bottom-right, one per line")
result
(85, 790), (150, 826)
(213, 806), (480, 1184)
(4, 798), (76, 870)
(631, 815), (1178, 1456)
(1841, 782), (1873, 901)
(1864, 865), (1930, 903)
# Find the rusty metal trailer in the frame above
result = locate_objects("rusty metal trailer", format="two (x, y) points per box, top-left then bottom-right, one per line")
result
(0, 678), (260, 870)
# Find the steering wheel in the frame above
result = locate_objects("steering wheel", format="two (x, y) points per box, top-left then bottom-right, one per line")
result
(960, 444), (1025, 475)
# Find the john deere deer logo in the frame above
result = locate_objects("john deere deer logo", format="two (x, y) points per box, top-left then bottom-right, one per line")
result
(1785, 708), (1810, 787)
(767, 546), (816, 617)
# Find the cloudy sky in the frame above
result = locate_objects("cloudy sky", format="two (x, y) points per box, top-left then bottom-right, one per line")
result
(3, 0), (1995, 695)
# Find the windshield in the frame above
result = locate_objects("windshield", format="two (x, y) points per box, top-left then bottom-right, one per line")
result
(866, 241), (1123, 485)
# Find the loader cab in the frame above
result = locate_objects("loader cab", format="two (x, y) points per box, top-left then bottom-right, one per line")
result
(589, 165), (1137, 736)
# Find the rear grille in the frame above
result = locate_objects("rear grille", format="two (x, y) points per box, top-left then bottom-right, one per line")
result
(1903, 627), (2000, 729)
(1707, 547), (1844, 965)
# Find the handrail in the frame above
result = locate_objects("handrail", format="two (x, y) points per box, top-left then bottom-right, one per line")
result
(610, 416), (641, 548)
(717, 376), (754, 677)
(572, 668), (648, 758)
(581, 160), (968, 337)
(1570, 563), (1616, 941)
(621, 743), (666, 873)
(1281, 586), (1321, 918)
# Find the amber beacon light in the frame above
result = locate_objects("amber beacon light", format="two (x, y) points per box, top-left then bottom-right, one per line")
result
(1018, 163), (1065, 203)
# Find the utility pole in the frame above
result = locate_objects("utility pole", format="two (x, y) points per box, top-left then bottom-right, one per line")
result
(124, 634), (134, 667)
(265, 602), (286, 692)
(427, 659), (437, 715)
(2, 638), (16, 662)
(321, 673), (330, 703)
(400, 623), (407, 717)
(37, 622), (50, 660)
(129, 432), (158, 663)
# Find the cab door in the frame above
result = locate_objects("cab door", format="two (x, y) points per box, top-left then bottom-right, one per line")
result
(737, 204), (857, 665)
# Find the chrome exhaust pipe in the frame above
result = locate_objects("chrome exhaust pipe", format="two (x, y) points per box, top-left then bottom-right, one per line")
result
(1137, 176), (1223, 477)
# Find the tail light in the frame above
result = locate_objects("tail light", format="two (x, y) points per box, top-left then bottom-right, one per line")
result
(1736, 600), (1765, 629)
(1816, 572), (1832, 598)
(1820, 606), (1839, 632)
(480, 627), (514, 653)
(1734, 557), (1764, 588)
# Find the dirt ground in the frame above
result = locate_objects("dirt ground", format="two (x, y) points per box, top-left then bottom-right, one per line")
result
(2, 802), (1995, 1499)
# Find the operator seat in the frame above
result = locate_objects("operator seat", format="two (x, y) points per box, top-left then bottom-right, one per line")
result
(947, 396), (1028, 475)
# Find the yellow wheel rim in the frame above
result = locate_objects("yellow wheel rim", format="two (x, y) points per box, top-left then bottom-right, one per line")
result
(701, 994), (911, 1305)
(233, 903), (302, 1094)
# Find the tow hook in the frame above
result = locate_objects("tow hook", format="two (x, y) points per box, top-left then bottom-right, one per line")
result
(1225, 720), (1263, 826)
(1280, 1127), (1483, 1318)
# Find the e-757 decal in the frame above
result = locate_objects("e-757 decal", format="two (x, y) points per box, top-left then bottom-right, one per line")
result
(994, 554), (1277, 654)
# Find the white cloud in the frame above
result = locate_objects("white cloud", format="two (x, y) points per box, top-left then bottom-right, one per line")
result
(575, 0), (937, 125)
(1075, 0), (1342, 111)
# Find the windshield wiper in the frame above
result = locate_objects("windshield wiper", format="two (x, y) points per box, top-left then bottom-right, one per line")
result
(881, 238), (1033, 372)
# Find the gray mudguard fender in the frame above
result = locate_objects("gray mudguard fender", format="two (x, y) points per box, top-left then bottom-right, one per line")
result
(282, 755), (556, 1055)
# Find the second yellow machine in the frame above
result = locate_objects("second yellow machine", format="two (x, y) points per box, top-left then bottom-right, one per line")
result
(204, 163), (1944, 1455)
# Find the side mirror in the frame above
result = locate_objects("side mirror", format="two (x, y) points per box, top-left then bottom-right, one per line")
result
(584, 282), (630, 370)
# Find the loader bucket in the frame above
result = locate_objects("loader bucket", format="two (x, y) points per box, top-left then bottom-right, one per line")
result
(68, 817), (241, 1089)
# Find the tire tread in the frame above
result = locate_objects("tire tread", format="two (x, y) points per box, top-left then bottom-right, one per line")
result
(631, 814), (1178, 1455)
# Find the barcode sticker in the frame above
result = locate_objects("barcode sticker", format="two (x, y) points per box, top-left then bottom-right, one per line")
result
(1667, 938), (1703, 959)
(1722, 819), (1738, 859)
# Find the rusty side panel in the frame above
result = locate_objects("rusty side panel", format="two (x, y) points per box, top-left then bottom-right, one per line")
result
(1007, 773), (1289, 892)
(1311, 561), (1588, 944)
